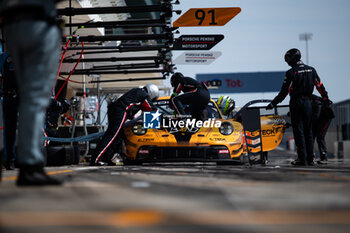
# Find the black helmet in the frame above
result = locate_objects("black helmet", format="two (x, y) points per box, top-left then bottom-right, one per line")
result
(170, 72), (184, 86)
(284, 48), (301, 66)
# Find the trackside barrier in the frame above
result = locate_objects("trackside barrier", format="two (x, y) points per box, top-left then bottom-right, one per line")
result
(43, 116), (142, 143)
(44, 131), (104, 143)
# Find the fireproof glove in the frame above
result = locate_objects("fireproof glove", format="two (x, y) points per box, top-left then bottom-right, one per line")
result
(266, 103), (274, 110)
(323, 97), (333, 106)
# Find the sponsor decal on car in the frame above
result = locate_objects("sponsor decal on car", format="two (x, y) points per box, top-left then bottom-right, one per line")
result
(261, 127), (282, 137)
(209, 138), (226, 141)
(137, 138), (155, 142)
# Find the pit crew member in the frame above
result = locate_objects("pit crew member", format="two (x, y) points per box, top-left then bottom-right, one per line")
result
(311, 94), (334, 164)
(170, 72), (210, 120)
(0, 52), (19, 170)
(90, 84), (159, 166)
(266, 48), (329, 166)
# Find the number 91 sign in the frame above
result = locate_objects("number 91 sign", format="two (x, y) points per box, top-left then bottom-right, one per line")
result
(173, 7), (241, 27)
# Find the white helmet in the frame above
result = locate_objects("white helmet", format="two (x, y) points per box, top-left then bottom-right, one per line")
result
(144, 84), (159, 101)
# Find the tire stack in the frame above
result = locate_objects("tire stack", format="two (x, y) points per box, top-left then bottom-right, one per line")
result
(45, 145), (80, 166)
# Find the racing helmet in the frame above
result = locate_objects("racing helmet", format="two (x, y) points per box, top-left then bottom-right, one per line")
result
(284, 48), (301, 66)
(217, 96), (235, 115)
(170, 72), (184, 86)
(144, 84), (159, 101)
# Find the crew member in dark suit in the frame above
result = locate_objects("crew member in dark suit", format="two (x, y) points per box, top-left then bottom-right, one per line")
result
(1, 0), (62, 185)
(266, 48), (329, 166)
(170, 72), (210, 120)
(0, 52), (19, 170)
(45, 97), (70, 146)
(90, 84), (159, 166)
(312, 94), (334, 164)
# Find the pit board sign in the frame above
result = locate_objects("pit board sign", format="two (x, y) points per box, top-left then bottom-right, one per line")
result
(173, 51), (222, 65)
(173, 34), (224, 50)
(173, 7), (241, 27)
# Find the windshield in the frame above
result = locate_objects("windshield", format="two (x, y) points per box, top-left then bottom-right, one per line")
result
(154, 100), (222, 120)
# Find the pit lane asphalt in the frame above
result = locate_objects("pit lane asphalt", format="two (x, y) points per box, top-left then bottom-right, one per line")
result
(1, 148), (350, 233)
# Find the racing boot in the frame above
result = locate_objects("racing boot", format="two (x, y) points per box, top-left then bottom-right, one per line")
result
(94, 161), (109, 166)
(17, 166), (62, 186)
(317, 153), (328, 165)
(291, 158), (306, 166)
(0, 155), (3, 182)
(89, 156), (110, 166)
(110, 153), (122, 165)
(307, 160), (316, 166)
(307, 157), (316, 166)
(5, 161), (16, 170)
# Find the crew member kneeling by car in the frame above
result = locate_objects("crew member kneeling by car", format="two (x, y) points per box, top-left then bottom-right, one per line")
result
(169, 72), (210, 120)
(90, 84), (159, 166)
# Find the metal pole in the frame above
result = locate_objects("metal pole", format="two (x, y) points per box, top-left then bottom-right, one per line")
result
(91, 63), (160, 70)
(61, 69), (167, 75)
(305, 37), (309, 65)
(62, 33), (173, 43)
(69, 0), (72, 35)
(299, 33), (312, 65)
(82, 55), (89, 158)
(57, 5), (171, 16)
(66, 22), (167, 29)
(64, 45), (169, 51)
(63, 56), (163, 63)
(90, 76), (166, 83)
(64, 19), (165, 28)
(96, 75), (101, 125)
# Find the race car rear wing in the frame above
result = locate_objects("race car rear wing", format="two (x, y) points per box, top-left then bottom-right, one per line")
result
(232, 99), (289, 120)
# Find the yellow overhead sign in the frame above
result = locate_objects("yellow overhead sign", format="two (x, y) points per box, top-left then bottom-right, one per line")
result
(173, 7), (241, 27)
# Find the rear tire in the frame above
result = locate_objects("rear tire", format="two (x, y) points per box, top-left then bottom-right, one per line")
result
(63, 145), (74, 165)
(73, 145), (80, 165)
(46, 146), (66, 166)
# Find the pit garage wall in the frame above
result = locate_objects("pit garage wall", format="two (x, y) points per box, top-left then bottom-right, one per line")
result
(329, 99), (350, 159)
(282, 102), (347, 159)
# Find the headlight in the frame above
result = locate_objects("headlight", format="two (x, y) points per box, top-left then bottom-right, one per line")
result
(133, 123), (147, 135)
(219, 122), (233, 135)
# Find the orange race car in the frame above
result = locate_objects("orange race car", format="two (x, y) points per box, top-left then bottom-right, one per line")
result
(121, 97), (287, 165)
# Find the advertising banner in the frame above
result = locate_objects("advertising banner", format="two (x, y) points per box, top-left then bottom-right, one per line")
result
(196, 71), (285, 93)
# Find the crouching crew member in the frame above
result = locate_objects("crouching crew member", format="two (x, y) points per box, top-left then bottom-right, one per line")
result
(266, 48), (329, 166)
(170, 72), (210, 120)
(90, 84), (159, 166)
(45, 97), (70, 145)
